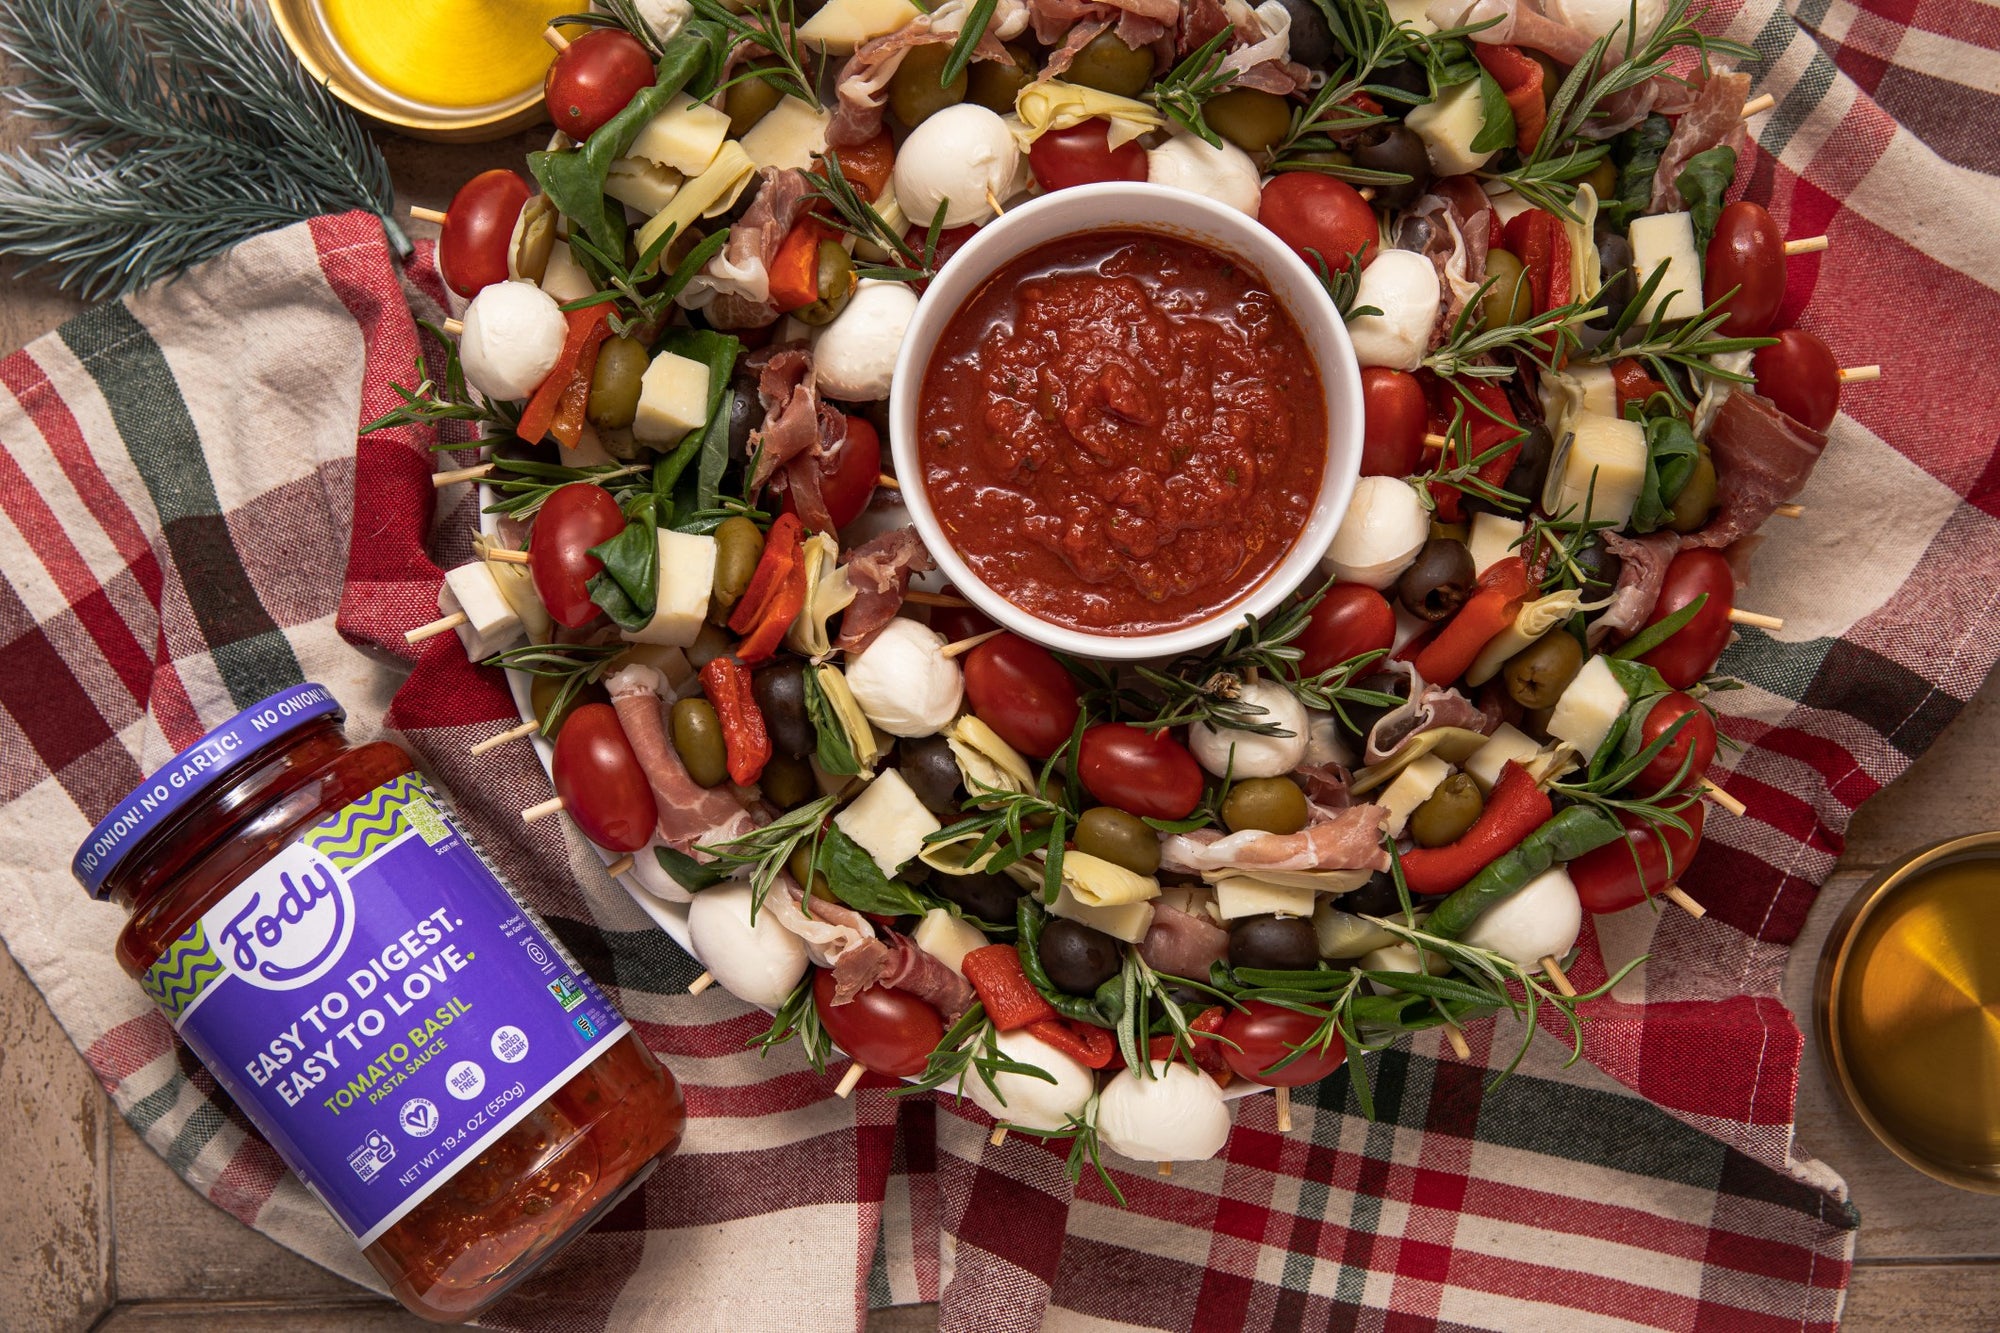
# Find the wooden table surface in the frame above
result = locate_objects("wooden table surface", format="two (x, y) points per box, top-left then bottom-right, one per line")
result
(4, 124), (1998, 1333)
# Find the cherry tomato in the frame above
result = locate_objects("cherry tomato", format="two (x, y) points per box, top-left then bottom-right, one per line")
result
(543, 28), (655, 140)
(780, 415), (881, 532)
(927, 585), (995, 645)
(1077, 723), (1203, 821)
(1703, 201), (1785, 338)
(962, 634), (1081, 758)
(550, 702), (656, 852)
(1632, 692), (1717, 794)
(1258, 173), (1378, 272)
(1752, 328), (1841, 433)
(1027, 119), (1148, 192)
(438, 169), (531, 298)
(531, 483), (628, 628)
(826, 132), (896, 201)
(1636, 549), (1735, 689)
(1569, 803), (1705, 915)
(1219, 1001), (1349, 1086)
(1297, 584), (1396, 678)
(1359, 367), (1427, 477)
(811, 970), (944, 1077)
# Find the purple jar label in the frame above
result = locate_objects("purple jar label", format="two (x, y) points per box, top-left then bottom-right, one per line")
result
(141, 772), (626, 1244)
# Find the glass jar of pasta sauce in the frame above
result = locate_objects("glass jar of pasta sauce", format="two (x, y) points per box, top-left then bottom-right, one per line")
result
(72, 683), (683, 1323)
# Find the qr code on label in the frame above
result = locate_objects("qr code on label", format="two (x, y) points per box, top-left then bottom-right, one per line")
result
(347, 1130), (395, 1183)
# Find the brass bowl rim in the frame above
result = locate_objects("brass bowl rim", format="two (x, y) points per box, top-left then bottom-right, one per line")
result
(1815, 830), (2000, 1194)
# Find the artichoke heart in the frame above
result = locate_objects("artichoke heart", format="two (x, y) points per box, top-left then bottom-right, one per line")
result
(813, 664), (887, 769)
(1465, 589), (1613, 687)
(1201, 866), (1374, 893)
(1351, 726), (1490, 794)
(1060, 850), (1160, 907)
(1013, 81), (1163, 148)
(786, 532), (857, 659)
(947, 715), (1035, 800)
(917, 826), (1008, 878)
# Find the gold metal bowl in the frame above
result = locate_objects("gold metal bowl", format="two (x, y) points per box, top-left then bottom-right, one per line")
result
(1816, 832), (2000, 1192)
(267, 0), (571, 142)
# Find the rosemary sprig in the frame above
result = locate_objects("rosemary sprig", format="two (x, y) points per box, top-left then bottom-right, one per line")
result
(689, 0), (819, 106)
(1312, 249), (1382, 323)
(1421, 286), (1590, 383)
(481, 457), (652, 518)
(565, 223), (731, 338)
(696, 793), (839, 917)
(807, 150), (949, 283)
(1005, 1091), (1126, 1204)
(1417, 409), (1530, 514)
(481, 640), (627, 734)
(939, 0), (999, 87)
(552, 1), (673, 55)
(892, 1003), (1059, 1099)
(1585, 265), (1775, 408)
(926, 776), (1071, 904)
(1148, 27), (1237, 148)
(749, 972), (832, 1073)
(1520, 504), (1619, 596)
(361, 322), (522, 436)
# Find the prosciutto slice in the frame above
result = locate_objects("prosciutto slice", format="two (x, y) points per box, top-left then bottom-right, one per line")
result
(1408, 179), (1495, 340)
(1684, 391), (1827, 550)
(681, 168), (814, 319)
(1161, 805), (1391, 876)
(834, 527), (936, 651)
(606, 665), (759, 851)
(1030, 0), (1174, 47)
(1137, 903), (1231, 979)
(765, 883), (888, 982)
(877, 934), (976, 1021)
(745, 345), (822, 489)
(1648, 69), (1750, 214)
(1364, 683), (1495, 765)
(1590, 530), (1681, 647)
(829, 3), (1015, 147)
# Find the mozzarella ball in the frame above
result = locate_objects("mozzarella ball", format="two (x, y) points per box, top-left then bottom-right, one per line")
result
(813, 280), (917, 402)
(1145, 132), (1262, 216)
(633, 0), (693, 42)
(1324, 475), (1429, 588)
(1097, 1062), (1232, 1163)
(965, 1027), (1097, 1131)
(1360, 941), (1450, 995)
(458, 280), (566, 401)
(1548, 0), (1664, 42)
(894, 104), (1020, 228)
(846, 617), (963, 737)
(1461, 866), (1583, 968)
(1346, 250), (1441, 371)
(687, 882), (810, 1007)
(1189, 679), (1310, 778)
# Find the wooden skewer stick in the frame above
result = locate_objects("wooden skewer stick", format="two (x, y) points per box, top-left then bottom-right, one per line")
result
(1700, 781), (1747, 818)
(989, 1125), (1008, 1147)
(1772, 503), (1804, 519)
(986, 187), (1006, 218)
(433, 462), (493, 487)
(1728, 607), (1785, 631)
(1783, 236), (1829, 256)
(689, 971), (716, 995)
(876, 472), (901, 491)
(1422, 432), (1451, 450)
(442, 318), (464, 337)
(1358, 187), (1376, 202)
(904, 590), (971, 609)
(543, 24), (571, 51)
(1439, 1013), (1472, 1060)
(1540, 955), (1577, 998)
(406, 611), (467, 644)
(521, 795), (565, 823)
(1157, 1161), (1174, 1177)
(1275, 1086), (1293, 1133)
(485, 546), (533, 564)
(1663, 885), (1707, 918)
(605, 854), (635, 878)
(940, 628), (1005, 659)
(1838, 365), (1882, 383)
(1741, 92), (1776, 119)
(408, 205), (448, 226)
(833, 1062), (867, 1098)
(471, 718), (539, 755)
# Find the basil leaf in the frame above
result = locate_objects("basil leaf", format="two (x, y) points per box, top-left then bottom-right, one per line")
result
(814, 825), (933, 917)
(656, 844), (731, 892)
(803, 667), (861, 777)
(1629, 411), (1700, 533)
(1675, 145), (1737, 251)
(1609, 593), (1707, 662)
(647, 327), (742, 501)
(1470, 65), (1517, 155)
(1602, 113), (1670, 230)
(585, 512), (658, 632)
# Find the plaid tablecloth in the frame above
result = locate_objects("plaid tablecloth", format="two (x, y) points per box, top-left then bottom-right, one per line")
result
(3, 0), (1997, 1325)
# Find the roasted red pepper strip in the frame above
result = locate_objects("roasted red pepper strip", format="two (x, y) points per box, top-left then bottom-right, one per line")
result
(699, 656), (772, 785)
(547, 318), (614, 449)
(517, 305), (613, 445)
(961, 945), (1059, 1032)
(768, 218), (828, 314)
(1422, 377), (1523, 522)
(1144, 1006), (1233, 1086)
(1025, 1017), (1116, 1070)
(1397, 761), (1552, 896)
(1413, 556), (1530, 685)
(728, 515), (807, 663)
(1473, 45), (1547, 156)
(1610, 358), (1669, 413)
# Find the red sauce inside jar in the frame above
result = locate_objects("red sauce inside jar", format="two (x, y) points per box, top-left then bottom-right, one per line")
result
(916, 230), (1327, 635)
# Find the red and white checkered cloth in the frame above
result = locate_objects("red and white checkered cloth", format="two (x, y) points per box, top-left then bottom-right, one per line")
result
(4, 0), (1998, 1324)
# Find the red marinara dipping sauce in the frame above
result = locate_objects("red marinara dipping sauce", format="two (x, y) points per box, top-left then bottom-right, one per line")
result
(917, 229), (1327, 635)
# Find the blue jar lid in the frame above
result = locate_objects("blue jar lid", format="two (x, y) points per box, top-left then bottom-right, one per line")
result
(72, 683), (345, 898)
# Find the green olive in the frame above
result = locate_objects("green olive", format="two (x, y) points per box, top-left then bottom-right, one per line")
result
(1582, 158), (1620, 204)
(1409, 773), (1484, 849)
(1503, 630), (1584, 710)
(888, 44), (966, 128)
(1528, 50), (1566, 110)
(1073, 806), (1162, 876)
(1065, 29), (1153, 97)
(724, 61), (783, 136)
(966, 43), (1035, 114)
(1666, 448), (1718, 535)
(671, 697), (730, 788)
(586, 335), (649, 430)
(785, 842), (831, 899)
(709, 516), (765, 624)
(530, 674), (606, 741)
(1482, 249), (1532, 328)
(762, 753), (815, 809)
(1221, 777), (1310, 835)
(511, 196), (557, 283)
(1205, 87), (1292, 154)
(794, 240), (857, 326)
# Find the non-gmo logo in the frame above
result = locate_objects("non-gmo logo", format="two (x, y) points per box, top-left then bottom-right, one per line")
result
(212, 842), (357, 991)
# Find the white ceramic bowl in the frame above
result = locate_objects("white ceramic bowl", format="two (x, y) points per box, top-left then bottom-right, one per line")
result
(888, 181), (1364, 661)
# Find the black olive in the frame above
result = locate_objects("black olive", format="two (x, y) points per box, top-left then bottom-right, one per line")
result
(1146, 982), (1209, 1027)
(1039, 918), (1123, 995)
(1340, 672), (1407, 741)
(1272, 0), (1336, 67)
(1572, 533), (1624, 591)
(898, 735), (963, 817)
(1396, 215), (1436, 254)
(1340, 871), (1404, 917)
(930, 872), (1023, 925)
(1229, 914), (1320, 971)
(727, 366), (763, 463)
(1372, 60), (1430, 109)
(1468, 424), (1553, 516)
(718, 171), (765, 227)
(1591, 229), (1636, 329)
(1353, 124), (1432, 211)
(1396, 537), (1477, 621)
(751, 661), (813, 759)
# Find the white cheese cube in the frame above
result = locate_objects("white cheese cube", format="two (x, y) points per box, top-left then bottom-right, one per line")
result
(1547, 655), (1627, 761)
(834, 768), (941, 875)
(628, 94), (731, 176)
(1388, 0), (1439, 31)
(603, 158), (684, 216)
(439, 562), (521, 659)
(622, 528), (715, 647)
(1404, 78), (1496, 177)
(1466, 512), (1524, 576)
(1048, 885), (1156, 943)
(913, 908), (989, 976)
(632, 351), (711, 444)
(537, 241), (596, 305)
(1628, 211), (1705, 323)
(739, 97), (831, 173)
(1214, 876), (1319, 920)
(1464, 723), (1542, 792)
(1549, 413), (1648, 528)
(1377, 754), (1452, 838)
(797, 0), (920, 53)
